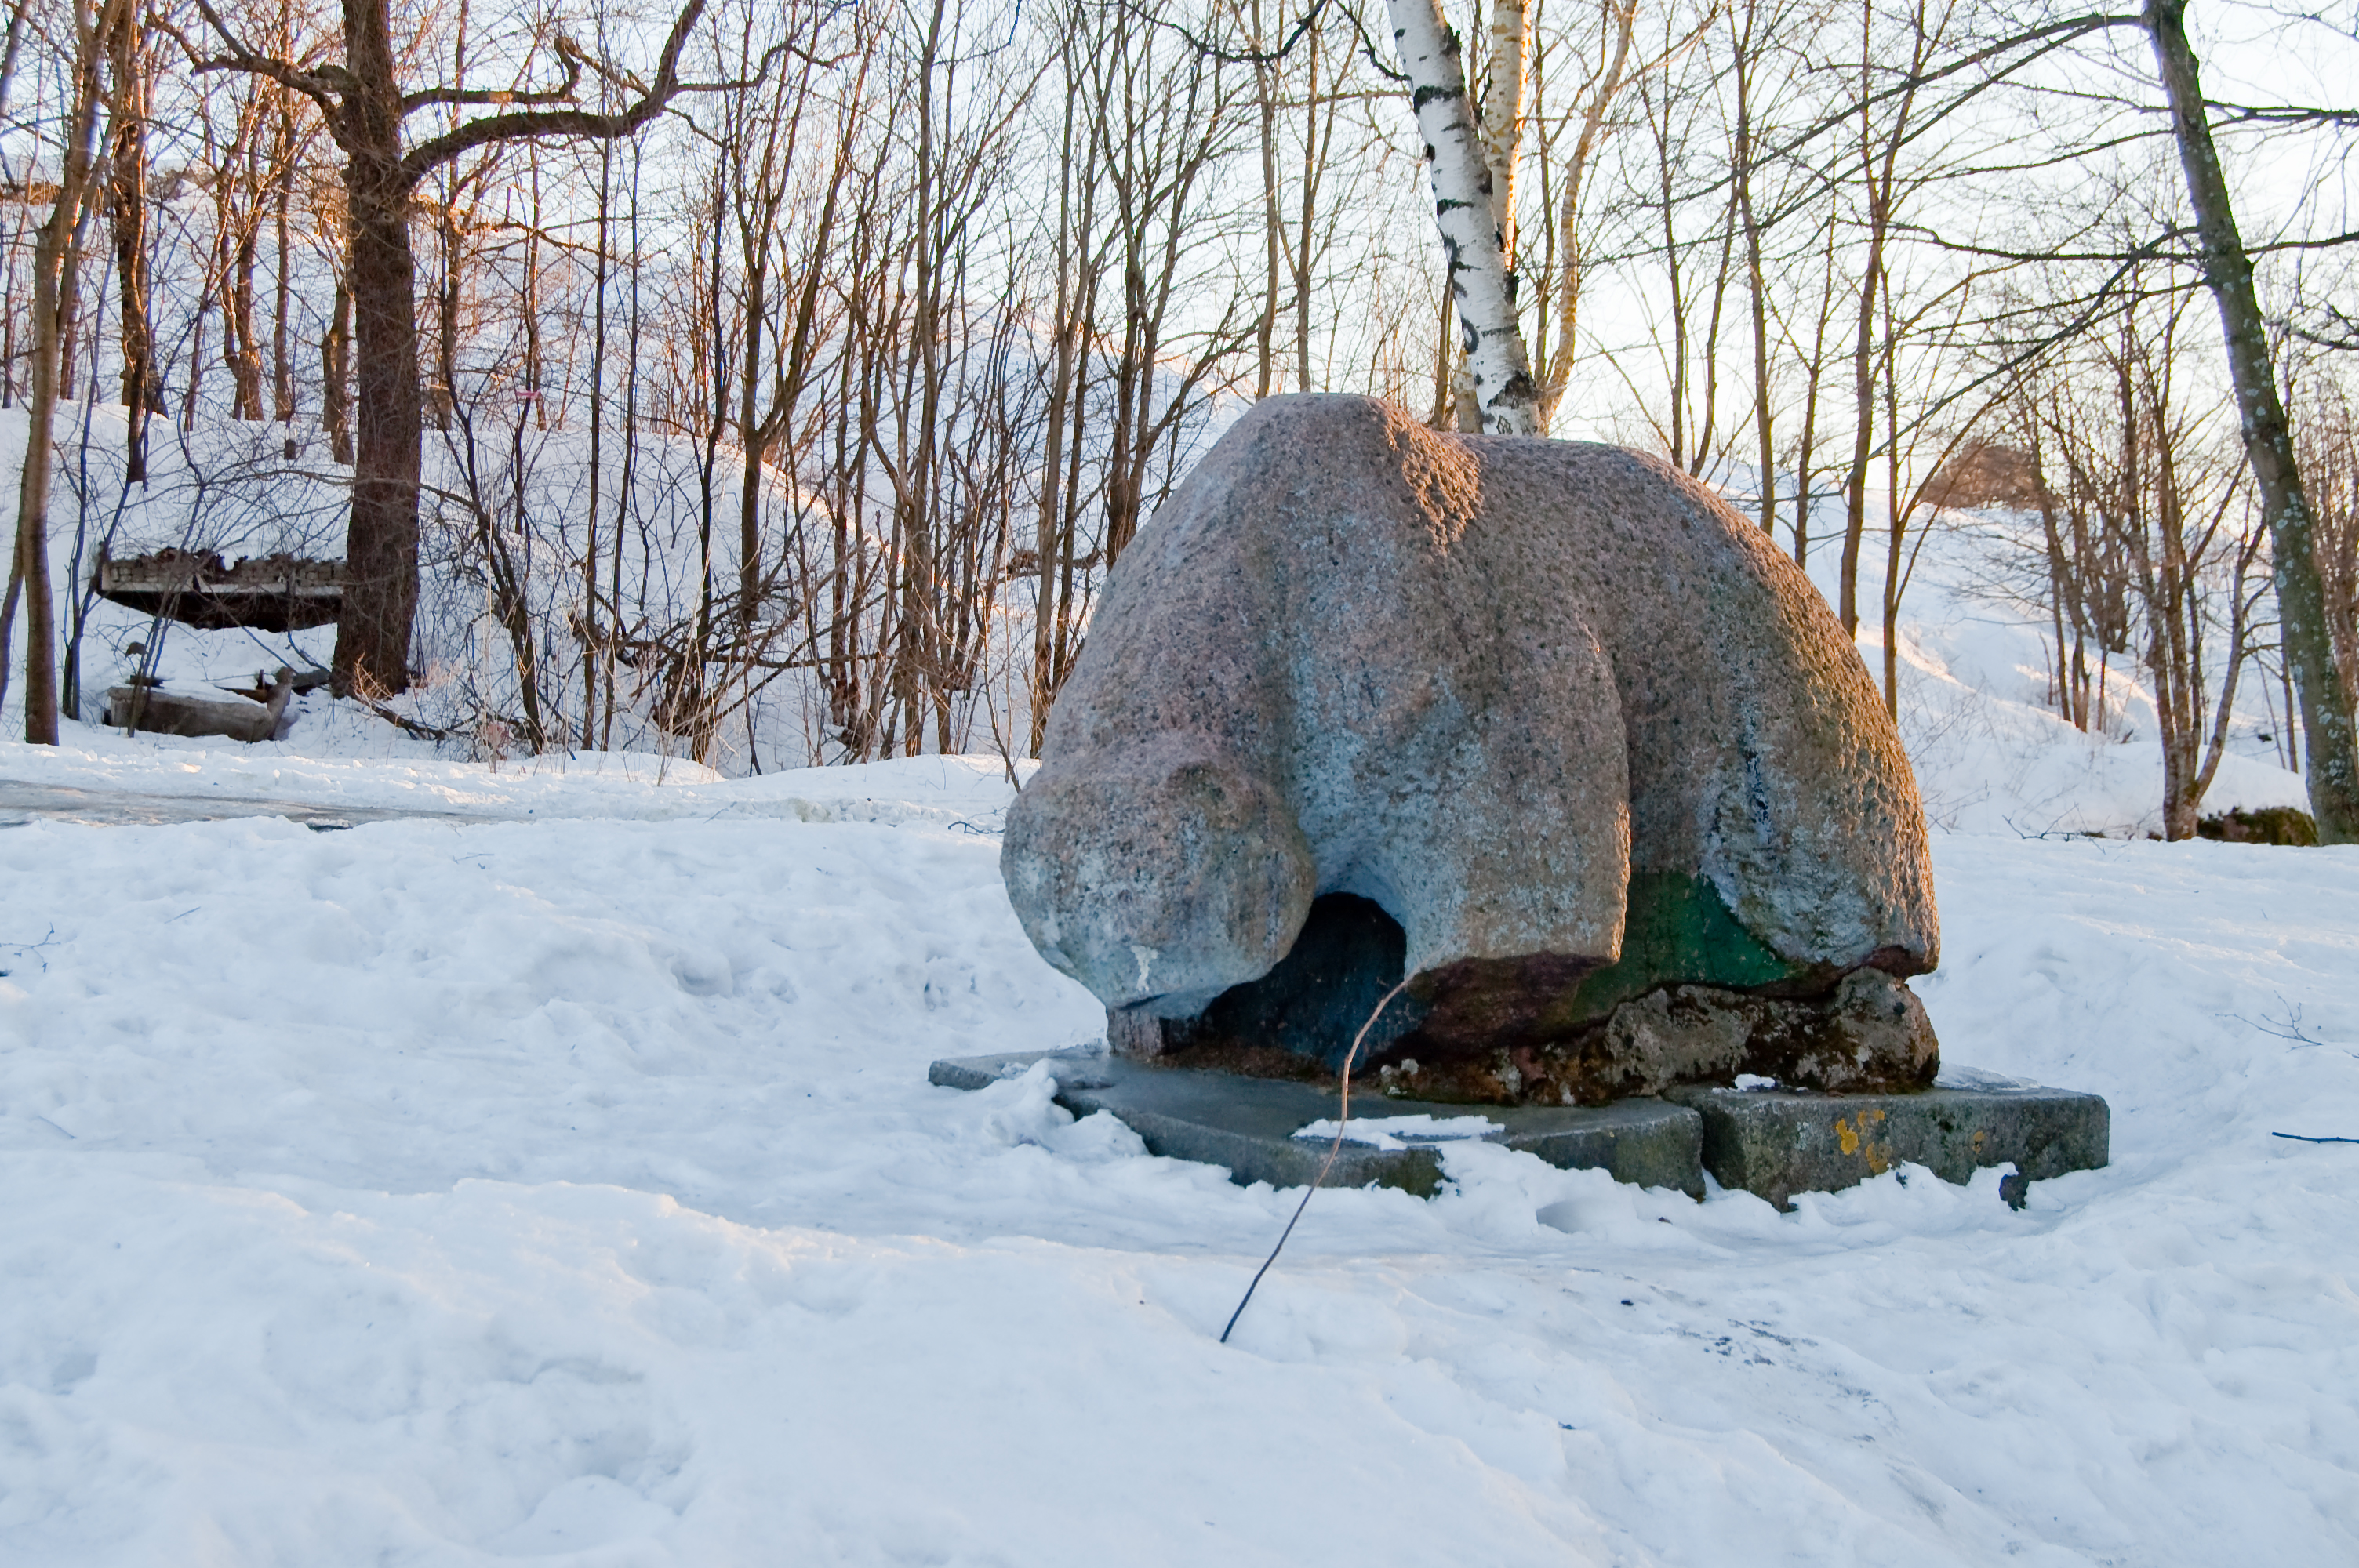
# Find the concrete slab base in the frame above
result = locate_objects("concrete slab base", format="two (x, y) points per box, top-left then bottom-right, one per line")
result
(1662, 1080), (2110, 1211)
(929, 1051), (2109, 1207)
(929, 1049), (1703, 1196)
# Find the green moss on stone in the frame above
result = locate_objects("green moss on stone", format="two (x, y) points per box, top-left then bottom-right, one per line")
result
(1553, 873), (1811, 1025)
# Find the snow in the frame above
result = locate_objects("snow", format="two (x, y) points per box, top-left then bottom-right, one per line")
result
(3, 413), (2354, 1558)
(1292, 1113), (1508, 1148)
(3, 753), (2356, 1563)
(0, 727), (1032, 830)
(1834, 521), (2311, 839)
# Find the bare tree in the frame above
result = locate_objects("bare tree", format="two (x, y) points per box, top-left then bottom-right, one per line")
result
(1525, 0), (1657, 426)
(2029, 293), (2263, 836)
(106, 2), (160, 480)
(2143, 0), (2358, 840)
(2012, 386), (2132, 733)
(10, 0), (130, 743)
(2295, 369), (2359, 734)
(179, 0), (711, 696)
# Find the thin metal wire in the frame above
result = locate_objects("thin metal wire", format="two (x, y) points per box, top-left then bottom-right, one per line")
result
(1219, 977), (1413, 1345)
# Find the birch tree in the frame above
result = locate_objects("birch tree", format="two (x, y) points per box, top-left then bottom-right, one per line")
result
(1388, 0), (1539, 434)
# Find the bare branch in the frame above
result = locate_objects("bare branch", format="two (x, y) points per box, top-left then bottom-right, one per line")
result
(398, 0), (711, 185)
(1762, 13), (2143, 171)
(1120, 0), (1405, 83)
(2288, 304), (2359, 352)
(162, 0), (343, 124)
(2205, 102), (2359, 129)
(399, 35), (584, 115)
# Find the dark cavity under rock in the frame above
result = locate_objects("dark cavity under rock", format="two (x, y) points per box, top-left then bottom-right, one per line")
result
(1114, 894), (1938, 1105)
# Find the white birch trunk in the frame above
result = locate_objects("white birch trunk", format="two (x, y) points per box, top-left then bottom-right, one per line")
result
(1481, 0), (1528, 260)
(1389, 0), (1540, 435)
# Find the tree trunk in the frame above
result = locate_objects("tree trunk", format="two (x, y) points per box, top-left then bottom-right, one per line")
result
(431, 200), (460, 432)
(2146, 0), (2359, 840)
(0, 560), (19, 717)
(181, 296), (207, 430)
(737, 248), (768, 626)
(1538, 0), (1636, 424)
(583, 140), (609, 751)
(336, 151), (426, 695)
(1250, 0), (1278, 399)
(522, 151), (544, 431)
(274, 140), (296, 453)
(321, 274), (353, 463)
(226, 201), (265, 419)
(1294, 22), (1327, 396)
(1791, 199), (1841, 566)
(1031, 67), (1081, 756)
(105, 4), (155, 482)
(1732, 0), (1775, 531)
(1480, 0), (1528, 258)
(1837, 0), (1883, 637)
(13, 0), (120, 742)
(1387, 0), (1539, 435)
(609, 143), (645, 752)
(1839, 220), (1881, 637)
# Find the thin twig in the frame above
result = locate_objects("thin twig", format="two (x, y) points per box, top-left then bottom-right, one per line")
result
(1219, 977), (1412, 1346)
(2272, 1131), (2359, 1145)
(354, 693), (463, 742)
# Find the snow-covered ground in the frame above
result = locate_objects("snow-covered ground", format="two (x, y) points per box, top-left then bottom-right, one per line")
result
(4, 410), (2352, 1559)
(2, 753), (2355, 1564)
(0, 731), (1030, 831)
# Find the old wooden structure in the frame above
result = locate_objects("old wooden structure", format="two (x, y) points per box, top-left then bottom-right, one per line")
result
(95, 550), (344, 633)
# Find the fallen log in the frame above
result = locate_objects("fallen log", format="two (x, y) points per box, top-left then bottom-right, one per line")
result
(107, 667), (296, 742)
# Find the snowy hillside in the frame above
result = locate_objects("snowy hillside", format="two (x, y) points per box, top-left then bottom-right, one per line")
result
(2, 759), (2354, 1563)
(1856, 521), (2310, 838)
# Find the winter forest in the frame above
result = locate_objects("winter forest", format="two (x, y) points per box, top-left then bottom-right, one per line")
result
(0, 0), (2354, 837)
(9, 3), (2359, 1559)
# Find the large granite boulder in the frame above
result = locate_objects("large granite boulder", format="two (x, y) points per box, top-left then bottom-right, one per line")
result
(1001, 395), (1939, 1104)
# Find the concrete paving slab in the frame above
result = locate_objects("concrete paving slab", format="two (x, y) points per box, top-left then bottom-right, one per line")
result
(1663, 1080), (2110, 1210)
(929, 1049), (1703, 1196)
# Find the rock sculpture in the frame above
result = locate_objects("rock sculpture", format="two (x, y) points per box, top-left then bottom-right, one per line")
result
(1001, 395), (1940, 1104)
